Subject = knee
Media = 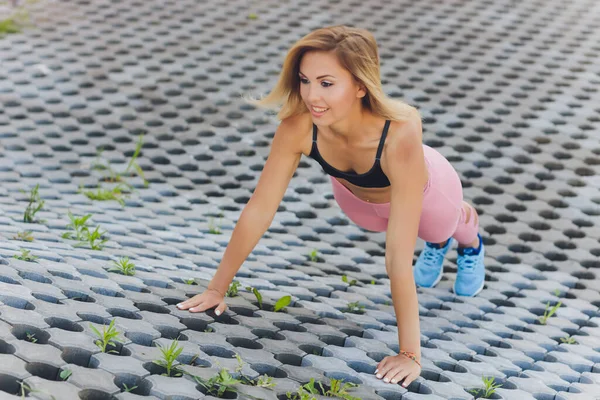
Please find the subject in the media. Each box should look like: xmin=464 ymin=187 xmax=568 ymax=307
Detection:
xmin=462 ymin=202 xmax=479 ymax=226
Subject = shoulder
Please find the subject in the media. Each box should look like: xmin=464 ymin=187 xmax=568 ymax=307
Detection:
xmin=384 ymin=112 xmax=423 ymax=159
xmin=279 ymin=111 xmax=313 ymax=132
xmin=380 ymin=112 xmax=427 ymax=186
xmin=276 ymin=112 xmax=314 ymax=156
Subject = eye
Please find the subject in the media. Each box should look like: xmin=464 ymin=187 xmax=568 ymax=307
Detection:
xmin=299 ymin=77 xmax=309 ymax=84
xmin=321 ymin=81 xmax=333 ymax=88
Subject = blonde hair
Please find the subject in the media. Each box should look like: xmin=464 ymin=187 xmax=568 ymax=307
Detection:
xmin=251 ymin=25 xmax=419 ymax=121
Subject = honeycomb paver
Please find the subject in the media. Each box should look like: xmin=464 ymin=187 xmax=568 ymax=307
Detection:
xmin=0 ymin=0 xmax=599 ymax=398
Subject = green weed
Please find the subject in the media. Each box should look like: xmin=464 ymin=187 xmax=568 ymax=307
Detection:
xmin=92 ymin=135 xmax=148 ymax=188
xmin=342 ymin=275 xmax=357 ymax=286
xmin=184 ymin=278 xmax=197 ymax=285
xmin=538 ymin=301 xmax=562 ymax=325
xmin=19 ymin=381 xmax=56 ymax=400
xmin=308 ymin=249 xmax=318 ymax=262
xmin=153 ymin=338 xmax=184 ymax=377
xmin=81 ymin=185 xmax=127 ymax=206
xmin=246 ymin=286 xmax=263 ymax=309
xmin=59 ymin=369 xmax=72 ymax=380
xmin=226 ymin=280 xmax=241 ymax=297
xmin=255 ymin=374 xmax=275 ymax=388
xmin=90 ymin=319 xmax=123 ymax=354
xmin=274 ymin=295 xmax=291 ymax=312
xmin=208 ymin=216 xmax=222 ymax=234
xmin=286 ymin=378 xmax=359 ymax=400
xmin=12 ymin=230 xmax=34 ymax=242
xmin=122 ymin=383 xmax=137 ymax=392
xmin=82 ymin=225 xmax=108 ymax=251
xmin=344 ymin=301 xmax=365 ymax=314
xmin=25 ymin=332 xmax=37 ymax=343
xmin=13 ymin=248 xmax=38 ymax=262
xmin=560 ymin=335 xmax=577 ymax=344
xmin=195 ymin=368 xmax=241 ymax=397
xmin=62 ymin=211 xmax=92 ymax=241
xmin=468 ymin=376 xmax=503 ymax=398
xmin=108 ymin=257 xmax=136 ymax=276
xmin=245 ymin=286 xmax=290 ymax=312
xmin=0 ymin=2 xmax=31 ymax=37
xmin=193 ymin=354 xmax=277 ymax=397
xmin=62 ymin=212 xmax=108 ymax=250
xmin=22 ymin=184 xmax=44 ymax=223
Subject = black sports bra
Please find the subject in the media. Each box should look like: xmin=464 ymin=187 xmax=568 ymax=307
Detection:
xmin=308 ymin=120 xmax=391 ymax=188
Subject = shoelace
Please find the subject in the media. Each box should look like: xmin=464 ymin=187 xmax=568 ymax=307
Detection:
xmin=423 ymin=245 xmax=445 ymax=266
xmin=458 ymin=254 xmax=476 ymax=271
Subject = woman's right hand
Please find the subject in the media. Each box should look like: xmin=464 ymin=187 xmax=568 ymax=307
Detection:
xmin=176 ymin=288 xmax=227 ymax=315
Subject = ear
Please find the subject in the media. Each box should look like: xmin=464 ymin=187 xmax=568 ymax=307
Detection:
xmin=356 ymin=82 xmax=367 ymax=99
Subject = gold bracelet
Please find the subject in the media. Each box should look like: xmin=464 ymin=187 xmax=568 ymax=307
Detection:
xmin=207 ymin=287 xmax=225 ymax=297
xmin=399 ymin=350 xmax=421 ymax=368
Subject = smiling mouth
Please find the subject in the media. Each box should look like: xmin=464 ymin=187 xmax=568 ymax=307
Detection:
xmin=311 ymin=106 xmax=328 ymax=113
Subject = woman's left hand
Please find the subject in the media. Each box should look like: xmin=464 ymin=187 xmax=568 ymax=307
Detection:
xmin=375 ymin=354 xmax=421 ymax=387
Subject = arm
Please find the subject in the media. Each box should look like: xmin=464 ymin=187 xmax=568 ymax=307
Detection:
xmin=208 ymin=115 xmax=307 ymax=295
xmin=377 ymin=117 xmax=427 ymax=385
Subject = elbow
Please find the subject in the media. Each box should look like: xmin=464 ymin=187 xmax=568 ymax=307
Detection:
xmin=385 ymin=255 xmax=414 ymax=280
xmin=243 ymin=202 xmax=276 ymax=229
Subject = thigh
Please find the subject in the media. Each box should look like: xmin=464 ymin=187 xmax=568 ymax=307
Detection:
xmin=418 ymin=146 xmax=464 ymax=242
xmin=330 ymin=177 xmax=389 ymax=232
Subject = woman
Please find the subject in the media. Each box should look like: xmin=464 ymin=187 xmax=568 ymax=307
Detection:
xmin=177 ymin=25 xmax=485 ymax=388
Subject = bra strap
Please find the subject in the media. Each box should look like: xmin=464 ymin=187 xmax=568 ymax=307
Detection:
xmin=312 ymin=124 xmax=318 ymax=143
xmin=375 ymin=120 xmax=391 ymax=161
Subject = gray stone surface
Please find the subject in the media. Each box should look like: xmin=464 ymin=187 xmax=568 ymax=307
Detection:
xmin=0 ymin=0 xmax=598 ymax=398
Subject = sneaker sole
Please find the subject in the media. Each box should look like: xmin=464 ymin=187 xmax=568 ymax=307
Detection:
xmin=453 ymin=279 xmax=485 ymax=297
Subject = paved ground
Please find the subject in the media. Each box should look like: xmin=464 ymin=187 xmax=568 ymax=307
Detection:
xmin=0 ymin=0 xmax=599 ymax=399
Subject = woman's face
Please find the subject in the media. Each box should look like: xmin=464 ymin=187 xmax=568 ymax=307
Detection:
xmin=298 ymin=51 xmax=365 ymax=125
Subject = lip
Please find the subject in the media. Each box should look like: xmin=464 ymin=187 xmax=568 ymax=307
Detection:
xmin=310 ymin=105 xmax=329 ymax=117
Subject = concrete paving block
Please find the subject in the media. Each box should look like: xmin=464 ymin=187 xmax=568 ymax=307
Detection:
xmin=23 ymin=376 xmax=81 ymax=400
xmin=0 ymin=305 xmax=49 ymax=329
xmin=60 ymin=363 xmax=120 ymax=394
xmin=143 ymin=374 xmax=204 ymax=399
xmin=507 ymin=376 xmax=558 ymax=400
xmin=522 ymin=369 xmax=572 ymax=392
xmin=89 ymin=352 xmax=150 ymax=379
xmin=11 ymin=339 xmax=65 ymax=374
xmin=302 ymin=354 xmax=363 ymax=384
xmin=322 ymin=345 xmax=377 ymax=373
xmin=546 ymin=350 xmax=596 ymax=373
xmin=0 ymin=353 xmax=31 ymax=380
xmin=568 ymin=382 xmax=600 ymax=396
xmin=560 ymin=343 xmax=600 ymax=363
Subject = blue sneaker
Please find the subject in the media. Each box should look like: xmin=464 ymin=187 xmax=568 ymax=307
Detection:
xmin=414 ymin=238 xmax=454 ymax=288
xmin=454 ymin=233 xmax=485 ymax=297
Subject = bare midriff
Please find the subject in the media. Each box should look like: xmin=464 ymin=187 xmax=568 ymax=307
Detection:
xmin=335 ymin=177 xmax=392 ymax=204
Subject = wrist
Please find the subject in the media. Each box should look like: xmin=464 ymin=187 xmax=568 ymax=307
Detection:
xmin=207 ymin=284 xmax=226 ymax=297
xmin=399 ymin=350 xmax=421 ymax=367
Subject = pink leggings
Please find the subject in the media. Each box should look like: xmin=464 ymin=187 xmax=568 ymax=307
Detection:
xmin=330 ymin=145 xmax=479 ymax=245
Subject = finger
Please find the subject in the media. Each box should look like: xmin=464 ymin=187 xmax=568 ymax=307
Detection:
xmin=214 ymin=301 xmax=227 ymax=316
xmin=376 ymin=359 xmax=394 ymax=379
xmin=385 ymin=367 xmax=407 ymax=384
xmin=188 ymin=301 xmax=209 ymax=313
xmin=401 ymin=370 xmax=420 ymax=388
xmin=375 ymin=356 xmax=391 ymax=377
xmin=177 ymin=296 xmax=200 ymax=309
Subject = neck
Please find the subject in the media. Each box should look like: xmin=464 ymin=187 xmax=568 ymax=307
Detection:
xmin=323 ymin=104 xmax=375 ymax=144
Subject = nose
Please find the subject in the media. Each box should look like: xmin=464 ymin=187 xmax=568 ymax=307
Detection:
xmin=307 ymin=85 xmax=321 ymax=104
